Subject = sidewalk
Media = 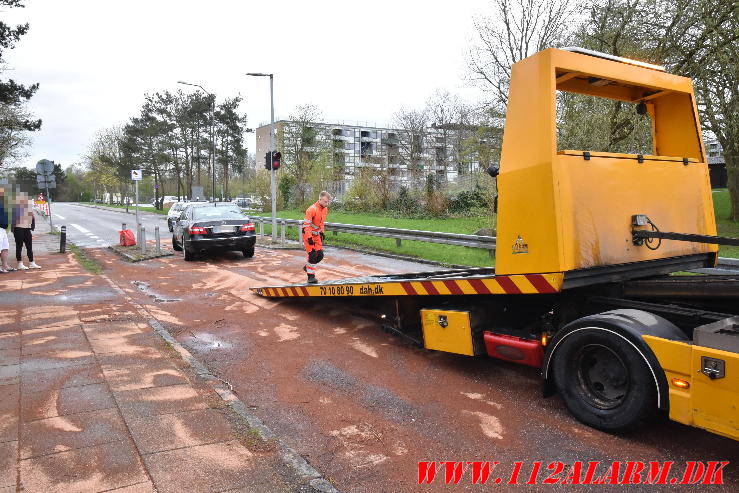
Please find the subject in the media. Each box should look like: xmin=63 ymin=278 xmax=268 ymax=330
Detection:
xmin=0 ymin=217 xmax=309 ymax=492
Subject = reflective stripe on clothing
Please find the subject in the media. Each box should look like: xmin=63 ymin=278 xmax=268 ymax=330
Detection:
xmin=302 ymin=201 xmax=328 ymax=242
xmin=305 ymin=264 xmax=316 ymax=274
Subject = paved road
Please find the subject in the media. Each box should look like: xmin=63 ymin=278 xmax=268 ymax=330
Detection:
xmin=90 ymin=244 xmax=739 ymax=493
xmin=50 ymin=203 xmax=169 ymax=248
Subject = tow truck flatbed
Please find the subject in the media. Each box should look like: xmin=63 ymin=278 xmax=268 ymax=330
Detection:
xmin=251 ymin=268 xmax=564 ymax=298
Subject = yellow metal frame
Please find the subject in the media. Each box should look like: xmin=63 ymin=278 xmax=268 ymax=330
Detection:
xmin=496 ymin=48 xmax=717 ymax=277
xmin=643 ymin=335 xmax=739 ymax=440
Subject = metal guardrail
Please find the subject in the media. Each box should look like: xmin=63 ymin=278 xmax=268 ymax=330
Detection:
xmin=250 ymin=216 xmax=497 ymax=251
xmin=249 ymin=216 xmax=739 ymax=272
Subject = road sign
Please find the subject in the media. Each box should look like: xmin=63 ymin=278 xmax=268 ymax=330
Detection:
xmin=37 ymin=181 xmax=56 ymax=189
xmin=37 ymin=176 xmax=56 ymax=186
xmin=131 ymin=169 xmax=143 ymax=181
xmin=36 ymin=159 xmax=54 ymax=175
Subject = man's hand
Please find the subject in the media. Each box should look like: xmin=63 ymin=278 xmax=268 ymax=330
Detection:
xmin=307 ymin=237 xmax=314 ymax=246
xmin=320 ymin=232 xmax=325 ymax=241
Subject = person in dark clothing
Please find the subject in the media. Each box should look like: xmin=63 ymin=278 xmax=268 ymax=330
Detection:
xmin=11 ymin=192 xmax=40 ymax=270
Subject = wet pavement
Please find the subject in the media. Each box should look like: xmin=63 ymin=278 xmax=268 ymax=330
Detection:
xmin=81 ymin=239 xmax=739 ymax=492
xmin=1 ymin=218 xmax=322 ymax=492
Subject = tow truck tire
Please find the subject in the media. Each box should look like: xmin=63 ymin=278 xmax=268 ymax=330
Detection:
xmin=551 ymin=327 xmax=657 ymax=433
xmin=172 ymin=234 xmax=182 ymax=251
xmin=242 ymin=246 xmax=255 ymax=258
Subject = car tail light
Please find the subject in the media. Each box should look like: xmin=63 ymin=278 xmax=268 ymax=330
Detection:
xmin=189 ymin=225 xmax=207 ymax=235
xmin=241 ymin=223 xmax=255 ymax=232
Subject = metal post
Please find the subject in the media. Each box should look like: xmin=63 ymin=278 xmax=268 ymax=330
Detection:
xmin=59 ymin=225 xmax=66 ymax=253
xmin=259 ymin=218 xmax=264 ymax=238
xmin=211 ymin=96 xmax=216 ymax=205
xmin=269 ymin=74 xmax=277 ymax=242
xmin=280 ymin=220 xmax=286 ymax=245
xmin=45 ymin=184 xmax=53 ymax=231
xmin=122 ymin=223 xmax=126 ymax=231
xmin=396 ymin=238 xmax=401 ymax=247
xmin=140 ymin=226 xmax=146 ymax=254
xmin=155 ymin=226 xmax=161 ymax=254
xmin=135 ymin=180 xmax=140 ymax=231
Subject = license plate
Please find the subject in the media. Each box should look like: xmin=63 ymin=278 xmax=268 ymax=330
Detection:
xmin=214 ymin=225 xmax=234 ymax=233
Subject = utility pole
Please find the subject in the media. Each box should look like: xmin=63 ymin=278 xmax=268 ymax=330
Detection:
xmin=246 ymin=72 xmax=277 ymax=241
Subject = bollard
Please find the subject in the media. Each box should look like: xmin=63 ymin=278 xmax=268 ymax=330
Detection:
xmin=280 ymin=220 xmax=286 ymax=245
xmin=122 ymin=223 xmax=126 ymax=231
xmin=140 ymin=226 xmax=146 ymax=254
xmin=396 ymin=238 xmax=402 ymax=247
xmin=60 ymin=225 xmax=67 ymax=253
xmin=155 ymin=226 xmax=161 ymax=254
xmin=259 ymin=219 xmax=264 ymax=238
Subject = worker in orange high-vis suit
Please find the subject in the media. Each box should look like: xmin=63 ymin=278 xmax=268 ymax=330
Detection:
xmin=302 ymin=191 xmax=331 ymax=284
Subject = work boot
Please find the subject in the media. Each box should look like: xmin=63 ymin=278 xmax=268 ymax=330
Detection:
xmin=307 ymin=274 xmax=317 ymax=284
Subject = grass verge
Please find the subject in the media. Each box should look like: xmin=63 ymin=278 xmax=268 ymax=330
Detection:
xmin=84 ymin=203 xmax=168 ymax=215
xmin=714 ymin=190 xmax=739 ymax=258
xmin=69 ymin=243 xmax=103 ymax=274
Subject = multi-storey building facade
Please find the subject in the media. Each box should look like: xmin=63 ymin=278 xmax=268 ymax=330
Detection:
xmin=256 ymin=121 xmax=479 ymax=192
xmin=706 ymin=139 xmax=727 ymax=189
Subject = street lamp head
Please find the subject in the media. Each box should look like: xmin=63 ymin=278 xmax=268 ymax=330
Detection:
xmin=246 ymin=72 xmax=270 ymax=77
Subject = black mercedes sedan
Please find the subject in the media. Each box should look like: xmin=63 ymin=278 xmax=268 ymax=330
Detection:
xmin=172 ymin=203 xmax=256 ymax=261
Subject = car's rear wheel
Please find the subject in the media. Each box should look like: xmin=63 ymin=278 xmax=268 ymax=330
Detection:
xmin=168 ymin=219 xmax=173 ymax=232
xmin=243 ymin=246 xmax=255 ymax=258
xmin=172 ymin=234 xmax=182 ymax=251
xmin=183 ymin=237 xmax=194 ymax=261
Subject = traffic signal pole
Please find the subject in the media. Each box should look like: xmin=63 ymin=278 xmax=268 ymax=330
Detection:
xmin=269 ymin=74 xmax=277 ymax=242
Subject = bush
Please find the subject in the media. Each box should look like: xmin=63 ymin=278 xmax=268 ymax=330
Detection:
xmin=388 ymin=186 xmax=421 ymax=214
xmin=448 ymin=187 xmax=490 ymax=214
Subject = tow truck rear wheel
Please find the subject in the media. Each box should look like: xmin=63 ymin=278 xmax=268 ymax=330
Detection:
xmin=551 ymin=327 xmax=657 ymax=433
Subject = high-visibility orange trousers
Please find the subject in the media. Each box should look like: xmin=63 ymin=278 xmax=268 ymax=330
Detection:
xmin=304 ymin=236 xmax=324 ymax=276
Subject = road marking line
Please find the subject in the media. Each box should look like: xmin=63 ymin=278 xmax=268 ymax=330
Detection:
xmin=71 ymin=223 xmax=90 ymax=233
xmin=55 ymin=214 xmax=65 ymax=219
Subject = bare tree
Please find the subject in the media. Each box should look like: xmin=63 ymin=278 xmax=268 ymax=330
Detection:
xmin=279 ymin=104 xmax=325 ymax=206
xmin=394 ymin=107 xmax=429 ymax=184
xmin=469 ymin=0 xmax=575 ymax=109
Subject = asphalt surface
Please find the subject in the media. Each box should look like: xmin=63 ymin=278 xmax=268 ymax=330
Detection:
xmin=83 ymin=241 xmax=738 ymax=493
xmin=50 ymin=203 xmax=170 ymax=248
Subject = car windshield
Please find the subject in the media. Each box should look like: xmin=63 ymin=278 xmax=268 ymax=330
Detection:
xmin=193 ymin=207 xmax=244 ymax=220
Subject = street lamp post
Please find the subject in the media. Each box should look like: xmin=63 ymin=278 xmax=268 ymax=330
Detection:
xmin=246 ymin=72 xmax=277 ymax=241
xmin=177 ymin=81 xmax=217 ymax=205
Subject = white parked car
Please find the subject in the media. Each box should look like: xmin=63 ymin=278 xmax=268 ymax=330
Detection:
xmin=167 ymin=202 xmax=188 ymax=231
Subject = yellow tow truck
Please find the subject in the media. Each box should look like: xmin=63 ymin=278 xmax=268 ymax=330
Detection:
xmin=253 ymin=48 xmax=739 ymax=441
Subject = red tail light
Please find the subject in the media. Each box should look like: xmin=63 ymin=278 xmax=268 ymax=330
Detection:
xmin=189 ymin=226 xmax=207 ymax=235
xmin=241 ymin=223 xmax=255 ymax=232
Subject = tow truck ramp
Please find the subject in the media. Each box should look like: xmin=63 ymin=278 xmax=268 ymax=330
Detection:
xmin=251 ymin=267 xmax=564 ymax=298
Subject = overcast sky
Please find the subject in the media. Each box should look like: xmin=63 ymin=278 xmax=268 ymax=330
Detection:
xmin=4 ymin=0 xmax=492 ymax=170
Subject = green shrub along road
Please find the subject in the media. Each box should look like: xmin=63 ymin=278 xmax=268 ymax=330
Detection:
xmin=251 ymin=190 xmax=739 ymax=266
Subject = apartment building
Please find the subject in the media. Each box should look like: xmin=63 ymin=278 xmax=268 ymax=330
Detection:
xmin=706 ymin=139 xmax=727 ymax=189
xmin=255 ymin=121 xmax=479 ymax=191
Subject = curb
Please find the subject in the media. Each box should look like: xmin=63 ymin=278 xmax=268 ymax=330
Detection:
xmin=108 ymin=245 xmax=174 ymax=262
xmin=97 ymin=271 xmax=340 ymax=493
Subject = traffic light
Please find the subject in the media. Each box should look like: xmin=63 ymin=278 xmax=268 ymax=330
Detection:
xmin=272 ymin=152 xmax=281 ymax=171
xmin=264 ymin=152 xmax=272 ymax=170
